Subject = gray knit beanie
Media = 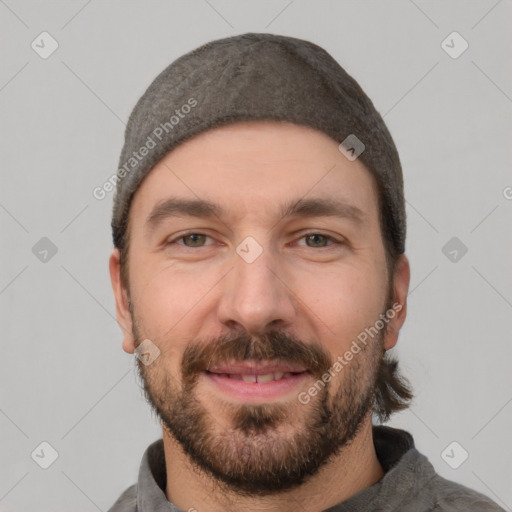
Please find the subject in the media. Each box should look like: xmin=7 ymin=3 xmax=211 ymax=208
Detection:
xmin=111 ymin=32 xmax=406 ymax=258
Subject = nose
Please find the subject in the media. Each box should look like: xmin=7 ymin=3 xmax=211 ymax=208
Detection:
xmin=216 ymin=241 xmax=297 ymax=335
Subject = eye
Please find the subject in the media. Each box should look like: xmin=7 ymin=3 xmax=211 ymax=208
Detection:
xmin=296 ymin=233 xmax=340 ymax=248
xmin=165 ymin=232 xmax=342 ymax=250
xmin=166 ymin=233 xmax=214 ymax=248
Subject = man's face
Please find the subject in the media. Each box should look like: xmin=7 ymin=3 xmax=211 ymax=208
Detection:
xmin=110 ymin=120 xmax=408 ymax=495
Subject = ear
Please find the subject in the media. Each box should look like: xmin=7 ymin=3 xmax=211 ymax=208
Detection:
xmin=109 ymin=248 xmax=135 ymax=354
xmin=383 ymin=253 xmax=410 ymax=350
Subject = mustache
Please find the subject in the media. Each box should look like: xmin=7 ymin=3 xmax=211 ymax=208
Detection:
xmin=181 ymin=329 xmax=333 ymax=384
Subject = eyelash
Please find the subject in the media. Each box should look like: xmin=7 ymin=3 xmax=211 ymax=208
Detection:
xmin=165 ymin=232 xmax=343 ymax=249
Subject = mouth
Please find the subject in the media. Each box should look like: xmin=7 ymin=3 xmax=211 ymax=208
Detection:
xmin=209 ymin=371 xmax=301 ymax=383
xmin=202 ymin=361 xmax=310 ymax=403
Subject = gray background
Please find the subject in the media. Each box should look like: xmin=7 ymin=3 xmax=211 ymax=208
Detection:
xmin=1 ymin=1 xmax=511 ymax=511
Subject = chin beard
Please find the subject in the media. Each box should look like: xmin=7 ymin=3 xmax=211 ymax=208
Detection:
xmin=136 ymin=329 xmax=382 ymax=496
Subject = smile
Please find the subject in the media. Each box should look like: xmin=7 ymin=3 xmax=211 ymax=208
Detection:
xmin=202 ymin=361 xmax=310 ymax=402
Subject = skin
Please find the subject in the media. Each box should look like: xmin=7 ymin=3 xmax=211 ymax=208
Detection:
xmin=110 ymin=120 xmax=410 ymax=512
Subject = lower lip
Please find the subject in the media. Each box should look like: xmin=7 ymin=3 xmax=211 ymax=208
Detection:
xmin=202 ymin=371 xmax=310 ymax=403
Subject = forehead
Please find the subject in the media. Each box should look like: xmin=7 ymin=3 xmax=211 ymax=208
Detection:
xmin=129 ymin=120 xmax=380 ymax=228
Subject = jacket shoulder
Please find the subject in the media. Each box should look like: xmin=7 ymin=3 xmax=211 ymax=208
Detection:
xmin=107 ymin=484 xmax=137 ymax=512
xmin=423 ymin=474 xmax=505 ymax=511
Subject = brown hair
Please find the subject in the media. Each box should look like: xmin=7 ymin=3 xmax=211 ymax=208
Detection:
xmin=374 ymin=355 xmax=413 ymax=422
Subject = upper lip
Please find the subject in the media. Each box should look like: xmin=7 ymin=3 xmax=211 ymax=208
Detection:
xmin=206 ymin=361 xmax=307 ymax=375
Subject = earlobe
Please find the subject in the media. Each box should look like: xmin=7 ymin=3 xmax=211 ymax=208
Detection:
xmin=109 ymin=249 xmax=135 ymax=354
xmin=383 ymin=254 xmax=410 ymax=350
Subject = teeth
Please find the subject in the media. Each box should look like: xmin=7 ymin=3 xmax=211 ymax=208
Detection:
xmin=217 ymin=371 xmax=300 ymax=382
xmin=235 ymin=372 xmax=290 ymax=383
xmin=256 ymin=373 xmax=274 ymax=383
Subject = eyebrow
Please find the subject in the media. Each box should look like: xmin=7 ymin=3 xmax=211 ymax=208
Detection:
xmin=145 ymin=196 xmax=366 ymax=234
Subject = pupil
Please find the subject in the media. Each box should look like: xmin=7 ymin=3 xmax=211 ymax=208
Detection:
xmin=308 ymin=234 xmax=325 ymax=247
xmin=186 ymin=234 xmax=204 ymax=246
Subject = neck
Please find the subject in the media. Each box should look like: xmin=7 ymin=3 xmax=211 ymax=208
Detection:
xmin=162 ymin=418 xmax=384 ymax=512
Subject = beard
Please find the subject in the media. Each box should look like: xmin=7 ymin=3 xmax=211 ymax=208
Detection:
xmin=133 ymin=313 xmax=386 ymax=497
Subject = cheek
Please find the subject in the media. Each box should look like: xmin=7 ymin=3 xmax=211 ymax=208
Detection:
xmin=301 ymin=264 xmax=387 ymax=350
xmin=129 ymin=261 xmax=219 ymax=356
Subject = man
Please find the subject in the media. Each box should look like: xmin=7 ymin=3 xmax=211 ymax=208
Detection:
xmin=108 ymin=33 xmax=504 ymax=511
